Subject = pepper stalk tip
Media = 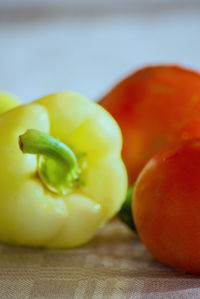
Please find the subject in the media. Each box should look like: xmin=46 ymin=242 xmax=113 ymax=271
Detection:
xmin=18 ymin=129 xmax=82 ymax=195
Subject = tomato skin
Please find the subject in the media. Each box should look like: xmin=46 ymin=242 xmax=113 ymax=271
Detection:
xmin=133 ymin=139 xmax=200 ymax=274
xmin=100 ymin=65 xmax=200 ymax=184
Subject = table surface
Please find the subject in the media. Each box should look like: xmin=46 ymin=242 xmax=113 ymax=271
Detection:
xmin=0 ymin=219 xmax=199 ymax=299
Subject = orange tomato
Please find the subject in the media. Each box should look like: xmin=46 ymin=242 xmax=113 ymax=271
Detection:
xmin=100 ymin=65 xmax=200 ymax=184
xmin=133 ymin=139 xmax=200 ymax=274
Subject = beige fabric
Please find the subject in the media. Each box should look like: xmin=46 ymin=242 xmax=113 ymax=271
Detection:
xmin=0 ymin=219 xmax=199 ymax=299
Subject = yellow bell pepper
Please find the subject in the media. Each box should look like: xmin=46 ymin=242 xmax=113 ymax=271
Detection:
xmin=0 ymin=90 xmax=20 ymax=114
xmin=0 ymin=91 xmax=127 ymax=248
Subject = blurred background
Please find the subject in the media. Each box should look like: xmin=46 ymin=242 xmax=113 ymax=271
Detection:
xmin=1 ymin=0 xmax=200 ymax=102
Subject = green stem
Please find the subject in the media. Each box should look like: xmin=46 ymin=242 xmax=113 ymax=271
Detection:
xmin=19 ymin=129 xmax=80 ymax=195
xmin=19 ymin=129 xmax=77 ymax=167
xmin=118 ymin=186 xmax=137 ymax=231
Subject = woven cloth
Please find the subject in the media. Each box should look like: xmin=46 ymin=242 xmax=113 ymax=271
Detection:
xmin=0 ymin=219 xmax=199 ymax=299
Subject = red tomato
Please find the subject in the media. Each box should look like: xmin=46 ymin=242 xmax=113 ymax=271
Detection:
xmin=133 ymin=138 xmax=200 ymax=274
xmin=100 ymin=65 xmax=200 ymax=184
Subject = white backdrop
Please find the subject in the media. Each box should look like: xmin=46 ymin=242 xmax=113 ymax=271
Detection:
xmin=0 ymin=1 xmax=200 ymax=102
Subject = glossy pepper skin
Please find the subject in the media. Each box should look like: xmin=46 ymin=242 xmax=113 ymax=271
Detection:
xmin=0 ymin=91 xmax=127 ymax=248
xmin=133 ymin=139 xmax=200 ymax=274
xmin=0 ymin=90 xmax=20 ymax=114
xmin=100 ymin=65 xmax=200 ymax=184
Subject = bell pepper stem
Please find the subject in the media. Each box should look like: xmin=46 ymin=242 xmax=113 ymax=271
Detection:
xmin=118 ymin=186 xmax=137 ymax=231
xmin=19 ymin=129 xmax=80 ymax=195
xmin=19 ymin=129 xmax=77 ymax=168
